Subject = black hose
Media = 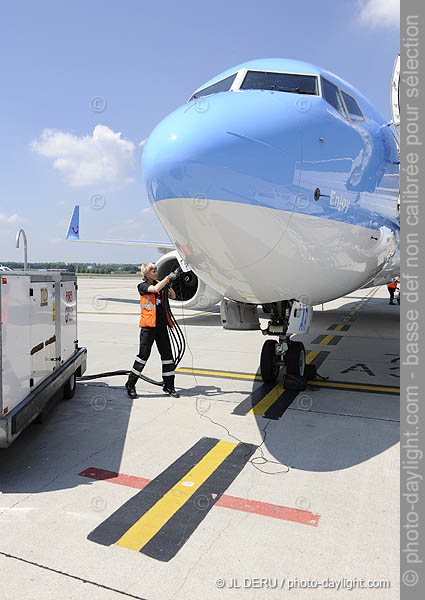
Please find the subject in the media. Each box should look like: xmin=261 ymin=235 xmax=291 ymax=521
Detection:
xmin=78 ymin=370 xmax=164 ymax=386
xmin=78 ymin=277 xmax=186 ymax=387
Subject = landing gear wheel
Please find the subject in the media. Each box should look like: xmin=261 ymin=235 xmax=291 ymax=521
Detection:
xmin=63 ymin=372 xmax=76 ymax=400
xmin=286 ymin=341 xmax=306 ymax=377
xmin=260 ymin=339 xmax=280 ymax=383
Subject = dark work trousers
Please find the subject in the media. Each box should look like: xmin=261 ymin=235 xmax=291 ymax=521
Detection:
xmin=127 ymin=324 xmax=175 ymax=389
xmin=388 ymin=286 xmax=395 ymax=300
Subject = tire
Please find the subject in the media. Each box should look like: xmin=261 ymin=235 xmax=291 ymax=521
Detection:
xmin=286 ymin=341 xmax=306 ymax=377
xmin=63 ymin=372 xmax=76 ymax=400
xmin=260 ymin=339 xmax=279 ymax=383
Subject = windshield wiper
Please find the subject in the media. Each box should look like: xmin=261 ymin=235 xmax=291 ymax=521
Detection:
xmin=269 ymin=85 xmax=313 ymax=94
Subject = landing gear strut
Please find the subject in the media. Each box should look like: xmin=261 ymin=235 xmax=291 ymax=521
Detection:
xmin=260 ymin=300 xmax=307 ymax=384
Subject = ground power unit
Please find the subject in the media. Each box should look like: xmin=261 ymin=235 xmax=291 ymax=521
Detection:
xmin=0 ymin=271 xmax=87 ymax=447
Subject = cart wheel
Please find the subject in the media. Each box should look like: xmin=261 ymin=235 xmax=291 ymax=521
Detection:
xmin=63 ymin=373 xmax=76 ymax=400
xmin=260 ymin=339 xmax=280 ymax=383
xmin=286 ymin=341 xmax=306 ymax=377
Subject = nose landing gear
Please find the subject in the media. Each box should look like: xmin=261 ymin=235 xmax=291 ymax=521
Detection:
xmin=260 ymin=301 xmax=308 ymax=384
xmin=260 ymin=338 xmax=306 ymax=383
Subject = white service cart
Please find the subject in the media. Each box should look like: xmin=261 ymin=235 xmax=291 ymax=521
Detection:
xmin=0 ymin=271 xmax=87 ymax=447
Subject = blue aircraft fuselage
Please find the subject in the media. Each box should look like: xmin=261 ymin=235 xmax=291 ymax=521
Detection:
xmin=143 ymin=59 xmax=399 ymax=305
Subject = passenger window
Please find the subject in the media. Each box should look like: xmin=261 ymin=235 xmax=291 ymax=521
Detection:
xmin=341 ymin=90 xmax=365 ymax=122
xmin=321 ymin=77 xmax=347 ymax=118
xmin=190 ymin=73 xmax=237 ymax=101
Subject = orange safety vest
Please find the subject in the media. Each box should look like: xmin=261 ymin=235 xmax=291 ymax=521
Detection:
xmin=387 ymin=281 xmax=397 ymax=289
xmin=139 ymin=289 xmax=173 ymax=328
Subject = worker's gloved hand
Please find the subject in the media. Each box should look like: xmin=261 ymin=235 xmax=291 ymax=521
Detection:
xmin=167 ymin=271 xmax=179 ymax=281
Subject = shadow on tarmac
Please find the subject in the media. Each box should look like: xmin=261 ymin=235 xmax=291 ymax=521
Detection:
xmin=251 ymin=297 xmax=400 ymax=472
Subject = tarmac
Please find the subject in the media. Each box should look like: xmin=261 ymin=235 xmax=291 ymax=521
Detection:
xmin=0 ymin=277 xmax=400 ymax=599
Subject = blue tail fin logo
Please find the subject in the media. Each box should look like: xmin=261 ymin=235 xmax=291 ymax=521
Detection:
xmin=66 ymin=206 xmax=80 ymax=239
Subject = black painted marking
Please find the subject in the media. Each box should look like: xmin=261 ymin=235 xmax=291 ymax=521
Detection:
xmin=87 ymin=438 xmax=256 ymax=562
xmin=88 ymin=437 xmax=218 ymax=547
xmin=340 ymin=363 xmax=375 ymax=376
xmin=308 ymin=350 xmax=331 ymax=369
xmin=141 ymin=441 xmax=256 ymax=561
xmin=232 ymin=382 xmax=275 ymax=416
xmin=233 ymin=351 xmax=331 ymax=418
xmin=311 ymin=334 xmax=342 ymax=345
xmin=327 ymin=324 xmax=350 ymax=332
xmin=263 ymin=389 xmax=299 ymax=420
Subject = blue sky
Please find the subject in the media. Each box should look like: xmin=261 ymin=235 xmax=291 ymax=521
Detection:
xmin=0 ymin=0 xmax=399 ymax=264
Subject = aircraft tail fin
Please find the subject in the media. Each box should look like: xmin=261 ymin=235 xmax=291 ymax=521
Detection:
xmin=66 ymin=205 xmax=80 ymax=239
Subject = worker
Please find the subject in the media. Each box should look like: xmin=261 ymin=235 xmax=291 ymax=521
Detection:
xmin=125 ymin=263 xmax=180 ymax=398
xmin=387 ymin=279 xmax=398 ymax=305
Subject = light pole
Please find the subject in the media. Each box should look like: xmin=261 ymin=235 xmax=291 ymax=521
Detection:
xmin=16 ymin=229 xmax=28 ymax=271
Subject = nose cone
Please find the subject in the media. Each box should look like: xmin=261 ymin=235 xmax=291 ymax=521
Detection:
xmin=143 ymin=91 xmax=303 ymax=301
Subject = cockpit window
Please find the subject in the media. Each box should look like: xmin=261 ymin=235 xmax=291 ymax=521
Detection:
xmin=240 ymin=71 xmax=319 ymax=95
xmin=321 ymin=77 xmax=347 ymax=118
xmin=190 ymin=73 xmax=237 ymax=101
xmin=340 ymin=90 xmax=365 ymax=122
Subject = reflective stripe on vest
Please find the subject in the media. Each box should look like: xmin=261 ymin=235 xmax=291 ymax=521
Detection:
xmin=139 ymin=290 xmax=174 ymax=328
xmin=139 ymin=292 xmax=157 ymax=327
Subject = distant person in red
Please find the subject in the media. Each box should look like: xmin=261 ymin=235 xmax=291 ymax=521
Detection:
xmin=387 ymin=279 xmax=398 ymax=305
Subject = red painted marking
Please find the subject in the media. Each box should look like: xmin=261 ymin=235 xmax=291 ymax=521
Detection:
xmin=215 ymin=495 xmax=319 ymax=526
xmin=79 ymin=467 xmax=320 ymax=527
xmin=79 ymin=467 xmax=150 ymax=490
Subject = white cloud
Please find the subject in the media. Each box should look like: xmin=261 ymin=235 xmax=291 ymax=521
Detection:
xmin=31 ymin=125 xmax=136 ymax=187
xmin=139 ymin=207 xmax=153 ymax=217
xmin=0 ymin=212 xmax=25 ymax=225
xmin=358 ymin=0 xmax=399 ymax=28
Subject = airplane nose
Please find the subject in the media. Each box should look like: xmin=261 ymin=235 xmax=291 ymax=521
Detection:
xmin=143 ymin=91 xmax=303 ymax=298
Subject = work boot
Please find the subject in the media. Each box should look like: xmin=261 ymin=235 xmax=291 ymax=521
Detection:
xmin=163 ymin=385 xmax=180 ymax=398
xmin=125 ymin=382 xmax=137 ymax=398
xmin=389 ymin=300 xmax=395 ymax=305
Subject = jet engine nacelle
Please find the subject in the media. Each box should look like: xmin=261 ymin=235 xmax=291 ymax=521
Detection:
xmin=156 ymin=251 xmax=223 ymax=309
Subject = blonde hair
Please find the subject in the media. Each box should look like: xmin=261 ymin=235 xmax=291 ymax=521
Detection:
xmin=140 ymin=263 xmax=155 ymax=277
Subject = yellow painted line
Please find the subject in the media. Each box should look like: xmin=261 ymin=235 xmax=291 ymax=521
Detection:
xmin=319 ymin=334 xmax=335 ymax=346
xmin=248 ymin=381 xmax=285 ymax=415
xmin=306 ymin=350 xmax=320 ymax=364
xmin=115 ymin=441 xmax=236 ymax=551
xmin=345 ymin=287 xmax=379 ymax=321
xmin=334 ymin=324 xmax=344 ymax=331
xmin=309 ymin=380 xmax=399 ymax=394
xmin=176 ymin=367 xmax=262 ymax=381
